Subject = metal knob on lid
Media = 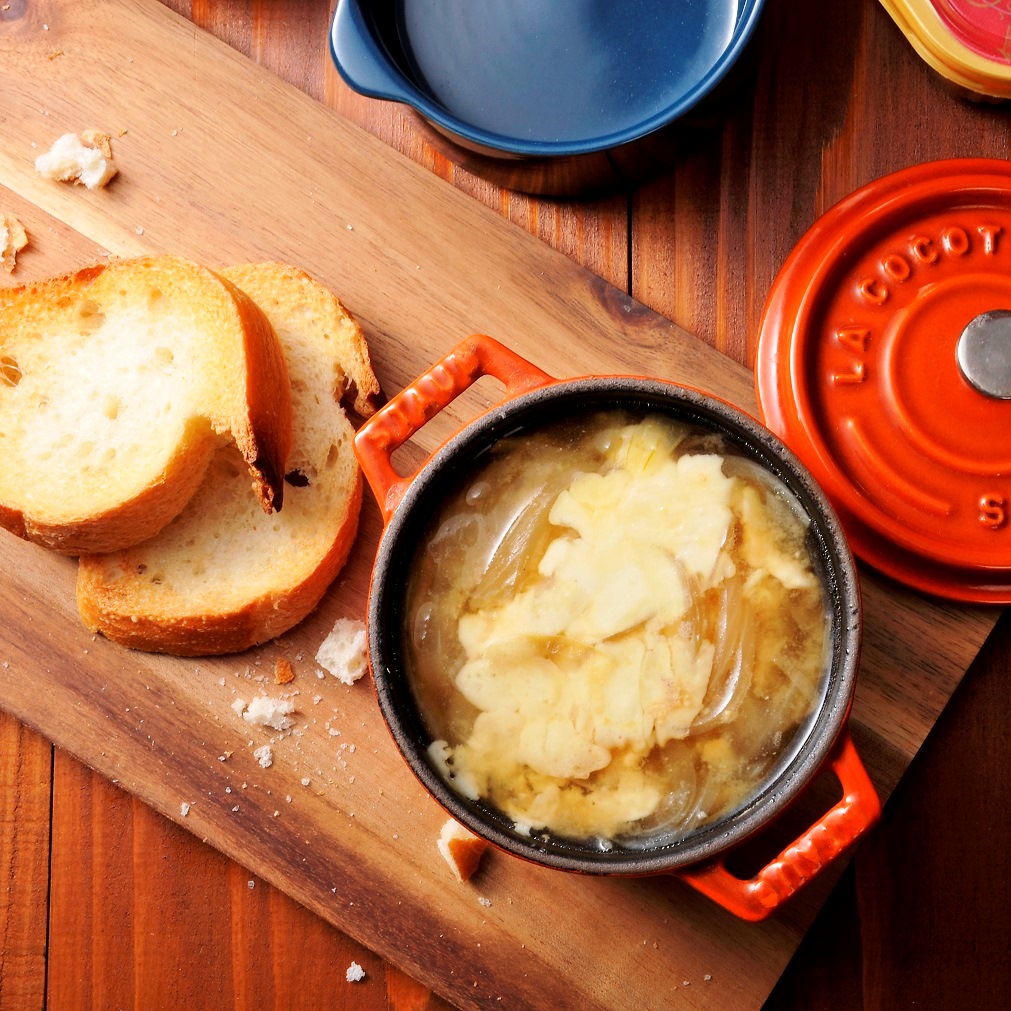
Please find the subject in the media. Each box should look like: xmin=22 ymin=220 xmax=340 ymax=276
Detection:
xmin=756 ymin=159 xmax=1011 ymax=603
xmin=957 ymin=311 xmax=1011 ymax=400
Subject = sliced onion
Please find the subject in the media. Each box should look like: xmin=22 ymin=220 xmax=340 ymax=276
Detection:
xmin=690 ymin=582 xmax=755 ymax=734
xmin=677 ymin=564 xmax=704 ymax=644
xmin=468 ymin=483 xmax=559 ymax=609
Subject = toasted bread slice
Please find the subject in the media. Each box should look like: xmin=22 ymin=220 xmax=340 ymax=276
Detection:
xmin=0 ymin=255 xmax=291 ymax=554
xmin=76 ymin=262 xmax=379 ymax=655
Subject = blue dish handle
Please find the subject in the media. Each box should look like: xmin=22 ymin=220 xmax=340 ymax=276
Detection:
xmin=330 ymin=0 xmax=414 ymax=103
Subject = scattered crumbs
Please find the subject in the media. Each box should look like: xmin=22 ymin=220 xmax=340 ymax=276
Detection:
xmin=242 ymin=695 xmax=295 ymax=731
xmin=43 ymin=23 xmax=49 ymax=30
xmin=231 ymin=805 xmax=239 ymax=813
xmin=346 ymin=224 xmax=353 ymax=231
xmin=274 ymin=657 xmax=295 ymax=684
xmin=180 ymin=802 xmax=191 ymax=817
xmin=247 ymin=880 xmax=255 ymax=890
xmin=315 ymin=617 xmax=368 ymax=685
xmin=316 ymin=670 xmax=325 ymax=680
xmin=478 ymin=897 xmax=492 ymax=907
xmin=218 ymin=677 xmax=226 ymax=687
xmin=285 ymin=795 xmax=292 ymax=803
xmin=273 ymin=810 xmax=280 ymax=817
xmin=135 ymin=226 xmax=144 ymax=236
xmin=300 ymin=777 xmax=311 ymax=787
xmin=704 ymin=974 xmax=713 ymax=982
xmin=225 ymin=787 xmax=232 ymax=794
xmin=346 ymin=962 xmax=366 ymax=983
xmin=47 ymin=50 xmax=63 ymax=61
xmin=254 ymin=744 xmax=273 ymax=769
xmin=218 ymin=752 xmax=232 ymax=762
xmin=312 ymin=694 xmax=323 ymax=705
xmin=231 ymin=698 xmax=246 ymax=716
xmin=34 ymin=130 xmax=117 ymax=189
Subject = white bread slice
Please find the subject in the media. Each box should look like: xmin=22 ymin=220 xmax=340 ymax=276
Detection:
xmin=0 ymin=255 xmax=291 ymax=554
xmin=76 ymin=262 xmax=379 ymax=655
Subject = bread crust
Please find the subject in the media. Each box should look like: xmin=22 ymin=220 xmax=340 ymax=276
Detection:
xmin=76 ymin=475 xmax=362 ymax=655
xmin=0 ymin=256 xmax=292 ymax=554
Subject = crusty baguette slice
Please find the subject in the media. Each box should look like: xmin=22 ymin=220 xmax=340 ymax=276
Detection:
xmin=0 ymin=255 xmax=291 ymax=554
xmin=76 ymin=262 xmax=379 ymax=655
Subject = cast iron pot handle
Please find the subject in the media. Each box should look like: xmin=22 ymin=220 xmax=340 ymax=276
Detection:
xmin=354 ymin=334 xmax=555 ymax=523
xmin=678 ymin=729 xmax=881 ymax=921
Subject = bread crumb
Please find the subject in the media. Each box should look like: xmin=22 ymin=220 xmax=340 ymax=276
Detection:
xmin=274 ymin=657 xmax=295 ymax=684
xmin=253 ymin=744 xmax=273 ymax=769
xmin=345 ymin=962 xmax=365 ymax=983
xmin=437 ymin=818 xmax=489 ymax=883
xmin=238 ymin=695 xmax=295 ymax=731
xmin=315 ymin=617 xmax=368 ymax=685
xmin=0 ymin=213 xmax=28 ymax=273
xmin=34 ymin=130 xmax=118 ymax=189
xmin=180 ymin=802 xmax=191 ymax=817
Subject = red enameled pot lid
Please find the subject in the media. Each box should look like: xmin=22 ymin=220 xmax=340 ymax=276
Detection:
xmin=756 ymin=158 xmax=1011 ymax=603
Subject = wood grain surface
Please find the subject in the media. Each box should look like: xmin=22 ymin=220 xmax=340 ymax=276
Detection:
xmin=1 ymin=0 xmax=1009 ymax=1008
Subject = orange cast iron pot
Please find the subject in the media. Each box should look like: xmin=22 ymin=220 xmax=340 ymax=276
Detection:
xmin=354 ymin=333 xmax=880 ymax=922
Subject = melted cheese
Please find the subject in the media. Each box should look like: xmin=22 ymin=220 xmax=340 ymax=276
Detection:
xmin=412 ymin=415 xmax=825 ymax=842
xmin=448 ymin=421 xmax=737 ymax=835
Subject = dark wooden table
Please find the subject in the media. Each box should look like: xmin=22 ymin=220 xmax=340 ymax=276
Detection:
xmin=2 ymin=1 xmax=1010 ymax=1007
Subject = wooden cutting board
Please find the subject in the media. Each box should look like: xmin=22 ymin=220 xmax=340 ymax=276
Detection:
xmin=0 ymin=1 xmax=1000 ymax=1007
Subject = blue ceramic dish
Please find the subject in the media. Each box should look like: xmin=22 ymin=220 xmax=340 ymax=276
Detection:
xmin=330 ymin=0 xmax=767 ymax=195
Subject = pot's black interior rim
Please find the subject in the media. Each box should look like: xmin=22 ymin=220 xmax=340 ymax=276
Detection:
xmin=367 ymin=377 xmax=862 ymax=875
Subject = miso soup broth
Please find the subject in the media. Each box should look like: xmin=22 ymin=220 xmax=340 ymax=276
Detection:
xmin=403 ymin=410 xmax=829 ymax=845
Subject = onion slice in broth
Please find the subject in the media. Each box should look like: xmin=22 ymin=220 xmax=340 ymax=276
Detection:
xmin=690 ymin=574 xmax=755 ymax=734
